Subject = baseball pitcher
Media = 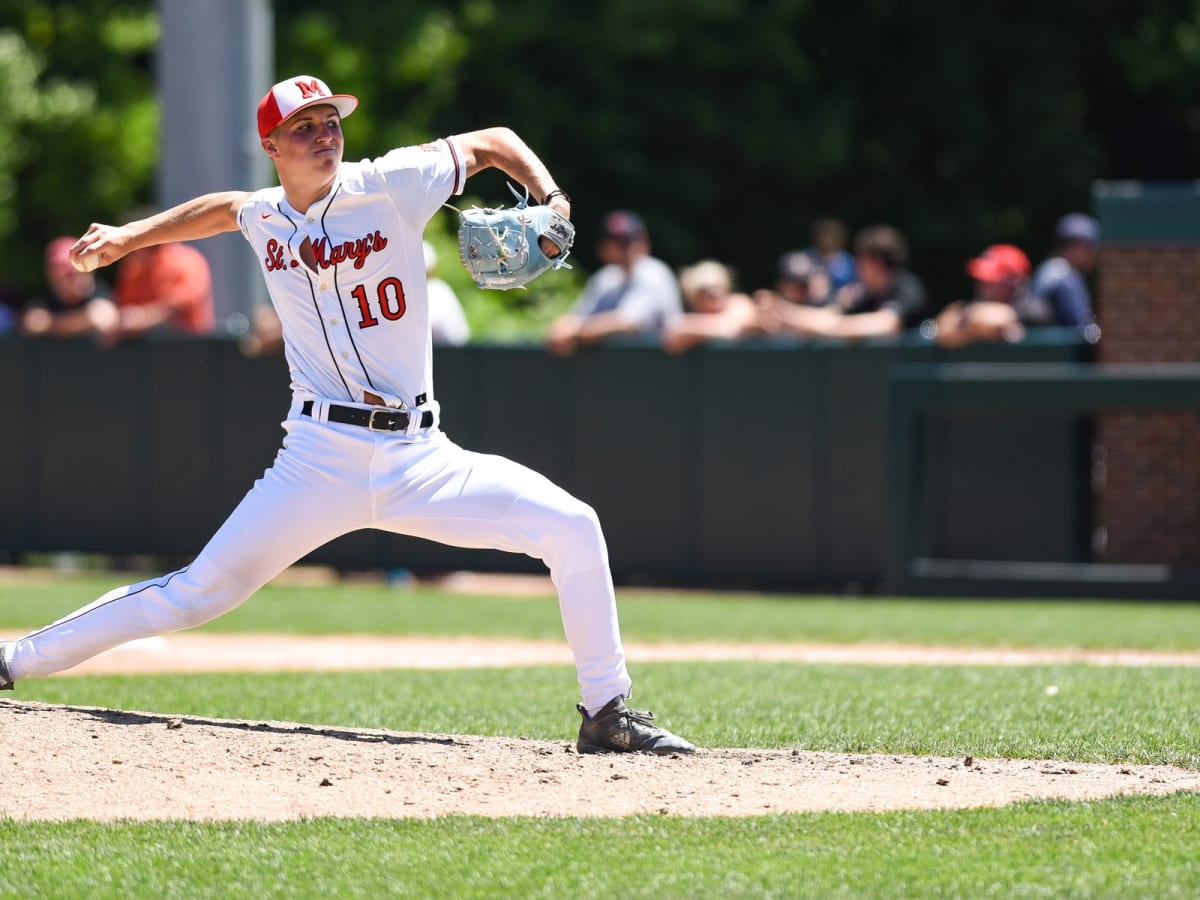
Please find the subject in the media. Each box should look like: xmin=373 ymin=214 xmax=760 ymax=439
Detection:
xmin=0 ymin=75 xmax=694 ymax=756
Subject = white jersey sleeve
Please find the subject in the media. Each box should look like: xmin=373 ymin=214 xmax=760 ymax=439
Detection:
xmin=366 ymin=137 xmax=467 ymax=231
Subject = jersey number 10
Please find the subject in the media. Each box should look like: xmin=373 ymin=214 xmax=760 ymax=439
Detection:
xmin=351 ymin=277 xmax=407 ymax=328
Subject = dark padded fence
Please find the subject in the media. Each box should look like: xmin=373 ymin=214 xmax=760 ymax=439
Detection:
xmin=890 ymin=361 xmax=1200 ymax=599
xmin=0 ymin=333 xmax=1092 ymax=591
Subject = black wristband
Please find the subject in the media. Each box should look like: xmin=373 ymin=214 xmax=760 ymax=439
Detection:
xmin=542 ymin=189 xmax=570 ymax=206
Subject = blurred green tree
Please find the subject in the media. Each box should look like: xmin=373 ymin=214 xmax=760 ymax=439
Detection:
xmin=4 ymin=0 xmax=1200 ymax=327
xmin=0 ymin=1 xmax=156 ymax=297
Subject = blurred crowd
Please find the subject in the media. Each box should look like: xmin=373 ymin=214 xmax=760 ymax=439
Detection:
xmin=6 ymin=230 xmax=215 ymax=348
xmin=2 ymin=208 xmax=1101 ymax=354
xmin=547 ymin=208 xmax=1102 ymax=354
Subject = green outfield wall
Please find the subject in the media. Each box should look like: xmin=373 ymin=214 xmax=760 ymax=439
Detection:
xmin=0 ymin=333 xmax=1104 ymax=593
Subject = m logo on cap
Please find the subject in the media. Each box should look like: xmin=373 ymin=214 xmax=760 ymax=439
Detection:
xmin=295 ymin=79 xmax=325 ymax=100
xmin=256 ymin=74 xmax=359 ymax=139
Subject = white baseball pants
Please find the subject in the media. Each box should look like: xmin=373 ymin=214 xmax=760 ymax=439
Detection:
xmin=7 ymin=403 xmax=633 ymax=712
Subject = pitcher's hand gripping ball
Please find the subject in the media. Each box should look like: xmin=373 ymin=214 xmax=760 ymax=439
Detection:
xmin=456 ymin=184 xmax=575 ymax=290
xmin=71 ymin=249 xmax=100 ymax=273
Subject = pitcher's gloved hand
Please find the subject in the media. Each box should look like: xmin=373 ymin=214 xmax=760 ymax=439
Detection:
xmin=456 ymin=184 xmax=575 ymax=290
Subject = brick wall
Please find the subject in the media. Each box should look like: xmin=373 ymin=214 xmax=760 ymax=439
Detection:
xmin=1094 ymin=243 xmax=1200 ymax=566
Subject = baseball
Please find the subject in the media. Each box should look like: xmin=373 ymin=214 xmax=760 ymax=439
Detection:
xmin=71 ymin=251 xmax=99 ymax=273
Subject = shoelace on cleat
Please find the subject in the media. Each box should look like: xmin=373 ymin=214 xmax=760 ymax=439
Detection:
xmin=616 ymin=706 xmax=657 ymax=727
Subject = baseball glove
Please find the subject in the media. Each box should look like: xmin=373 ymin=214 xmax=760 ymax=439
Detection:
xmin=455 ymin=184 xmax=575 ymax=290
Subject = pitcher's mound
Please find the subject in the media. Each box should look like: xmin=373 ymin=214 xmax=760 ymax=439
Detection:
xmin=2 ymin=700 xmax=1197 ymax=821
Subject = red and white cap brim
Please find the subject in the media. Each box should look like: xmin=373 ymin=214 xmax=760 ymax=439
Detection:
xmin=257 ymin=75 xmax=358 ymax=139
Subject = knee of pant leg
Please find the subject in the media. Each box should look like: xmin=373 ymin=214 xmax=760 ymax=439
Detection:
xmin=544 ymin=498 xmax=609 ymax=577
xmin=160 ymin=554 xmax=253 ymax=630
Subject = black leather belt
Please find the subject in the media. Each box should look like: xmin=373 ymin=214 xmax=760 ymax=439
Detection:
xmin=302 ymin=401 xmax=433 ymax=432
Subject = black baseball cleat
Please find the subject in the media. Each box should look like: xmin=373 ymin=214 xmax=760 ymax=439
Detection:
xmin=0 ymin=641 xmax=14 ymax=691
xmin=576 ymin=696 xmax=696 ymax=755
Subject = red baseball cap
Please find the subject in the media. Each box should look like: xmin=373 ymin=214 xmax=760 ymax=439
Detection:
xmin=965 ymin=244 xmax=1031 ymax=284
xmin=257 ymin=75 xmax=358 ymax=139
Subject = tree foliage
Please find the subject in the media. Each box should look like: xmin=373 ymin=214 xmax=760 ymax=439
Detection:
xmin=0 ymin=1 xmax=156 ymax=297
xmin=4 ymin=1 xmax=1200 ymax=326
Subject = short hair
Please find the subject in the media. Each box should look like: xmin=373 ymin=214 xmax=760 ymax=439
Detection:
xmin=812 ymin=218 xmax=848 ymax=252
xmin=854 ymin=224 xmax=908 ymax=269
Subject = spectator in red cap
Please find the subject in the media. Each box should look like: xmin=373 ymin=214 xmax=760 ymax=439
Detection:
xmin=932 ymin=243 xmax=1049 ymax=348
xmin=546 ymin=209 xmax=681 ymax=355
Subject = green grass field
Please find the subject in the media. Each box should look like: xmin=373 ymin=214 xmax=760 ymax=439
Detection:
xmin=2 ymin=573 xmax=1198 ymax=898
xmin=5 ymin=571 xmax=1200 ymax=648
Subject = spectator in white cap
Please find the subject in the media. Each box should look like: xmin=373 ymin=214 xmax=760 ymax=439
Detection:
xmin=1030 ymin=212 xmax=1100 ymax=327
xmin=661 ymin=259 xmax=760 ymax=353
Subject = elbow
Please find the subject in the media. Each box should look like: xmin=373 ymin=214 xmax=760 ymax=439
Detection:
xmin=470 ymin=127 xmax=521 ymax=172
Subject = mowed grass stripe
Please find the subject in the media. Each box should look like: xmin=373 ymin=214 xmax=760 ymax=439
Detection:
xmin=2 ymin=795 xmax=1198 ymax=899
xmin=3 ymin=574 xmax=1200 ymax=649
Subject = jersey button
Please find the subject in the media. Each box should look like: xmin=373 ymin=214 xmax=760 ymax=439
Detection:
xmin=330 ymin=318 xmax=338 ymax=326
xmin=306 ymin=217 xmax=315 ymax=223
xmin=341 ymin=351 xmax=350 ymax=359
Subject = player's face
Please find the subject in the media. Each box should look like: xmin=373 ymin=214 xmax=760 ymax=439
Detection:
xmin=268 ymin=105 xmax=344 ymax=176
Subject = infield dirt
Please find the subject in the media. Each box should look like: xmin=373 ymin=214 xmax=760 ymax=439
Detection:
xmin=2 ymin=633 xmax=1198 ymax=821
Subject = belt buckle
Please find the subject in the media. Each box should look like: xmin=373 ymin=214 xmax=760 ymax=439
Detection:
xmin=368 ymin=408 xmax=395 ymax=431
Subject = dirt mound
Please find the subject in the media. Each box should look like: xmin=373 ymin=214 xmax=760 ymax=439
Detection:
xmin=4 ymin=632 xmax=1198 ymax=820
xmin=3 ymin=700 xmax=1197 ymax=821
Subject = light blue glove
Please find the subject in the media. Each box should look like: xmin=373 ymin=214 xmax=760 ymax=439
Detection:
xmin=456 ymin=184 xmax=574 ymax=290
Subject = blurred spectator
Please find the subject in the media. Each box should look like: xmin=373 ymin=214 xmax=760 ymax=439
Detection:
xmin=760 ymin=224 xmax=927 ymax=340
xmin=808 ymin=217 xmax=857 ymax=298
xmin=661 ymin=260 xmax=761 ymax=353
xmin=19 ymin=235 xmax=119 ymax=341
xmin=1030 ymin=213 xmax=1100 ymax=327
xmin=0 ymin=296 xmax=14 ymax=336
xmin=424 ymin=240 xmax=470 ymax=346
xmin=932 ymin=243 xmax=1047 ymax=348
xmin=753 ymin=250 xmax=824 ymax=311
xmin=113 ymin=242 xmax=215 ymax=339
xmin=546 ymin=210 xmax=681 ymax=355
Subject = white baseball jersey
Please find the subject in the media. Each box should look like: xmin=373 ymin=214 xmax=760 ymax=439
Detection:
xmin=237 ymin=137 xmax=467 ymax=417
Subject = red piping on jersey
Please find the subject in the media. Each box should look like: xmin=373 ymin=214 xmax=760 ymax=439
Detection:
xmin=446 ymin=138 xmax=462 ymax=195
